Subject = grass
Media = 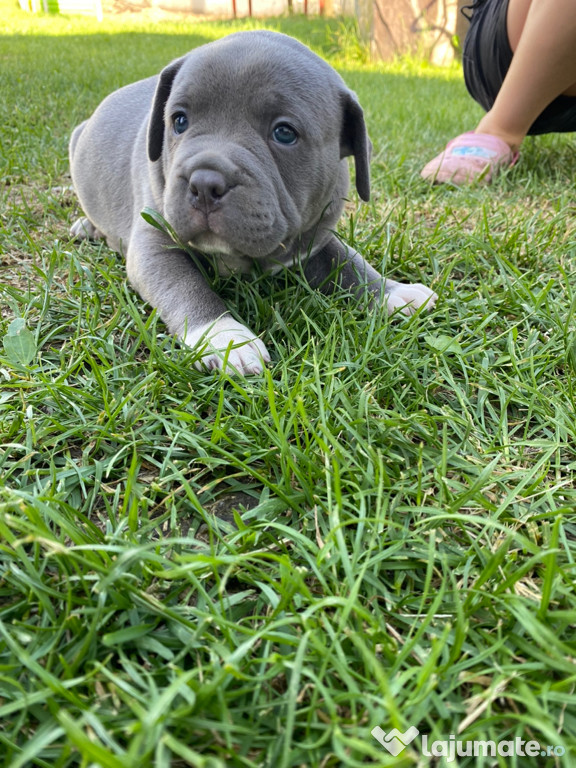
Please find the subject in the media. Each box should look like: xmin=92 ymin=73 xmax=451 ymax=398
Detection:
xmin=1 ymin=1 xmax=576 ymax=765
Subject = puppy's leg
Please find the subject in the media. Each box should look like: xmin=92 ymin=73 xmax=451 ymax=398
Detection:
xmin=303 ymin=237 xmax=437 ymax=315
xmin=127 ymin=224 xmax=270 ymax=375
xmin=69 ymin=123 xmax=105 ymax=242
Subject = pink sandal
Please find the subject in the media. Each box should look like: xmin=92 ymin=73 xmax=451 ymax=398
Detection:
xmin=421 ymin=132 xmax=519 ymax=185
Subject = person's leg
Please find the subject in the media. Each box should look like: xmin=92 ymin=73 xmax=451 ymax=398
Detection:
xmin=476 ymin=0 xmax=576 ymax=152
xmin=422 ymin=0 xmax=576 ymax=183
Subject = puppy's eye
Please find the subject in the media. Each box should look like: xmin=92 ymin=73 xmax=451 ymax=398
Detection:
xmin=272 ymin=123 xmax=298 ymax=146
xmin=173 ymin=113 xmax=189 ymax=135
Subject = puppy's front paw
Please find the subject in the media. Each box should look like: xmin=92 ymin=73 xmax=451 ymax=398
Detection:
xmin=184 ymin=316 xmax=271 ymax=376
xmin=385 ymin=282 xmax=437 ymax=316
xmin=70 ymin=217 xmax=105 ymax=241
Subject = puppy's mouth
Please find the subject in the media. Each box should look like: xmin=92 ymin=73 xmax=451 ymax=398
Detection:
xmin=189 ymin=231 xmax=234 ymax=256
xmin=188 ymin=231 xmax=254 ymax=275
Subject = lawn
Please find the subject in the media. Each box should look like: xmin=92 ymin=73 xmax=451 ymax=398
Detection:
xmin=1 ymin=1 xmax=576 ymax=766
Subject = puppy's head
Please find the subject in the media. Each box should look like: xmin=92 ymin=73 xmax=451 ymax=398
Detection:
xmin=147 ymin=31 xmax=371 ymax=272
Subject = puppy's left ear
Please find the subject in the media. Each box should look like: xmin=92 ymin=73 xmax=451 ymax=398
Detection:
xmin=340 ymin=91 xmax=371 ymax=202
xmin=148 ymin=56 xmax=186 ymax=162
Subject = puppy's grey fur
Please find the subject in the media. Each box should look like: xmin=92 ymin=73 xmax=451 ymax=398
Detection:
xmin=70 ymin=30 xmax=436 ymax=374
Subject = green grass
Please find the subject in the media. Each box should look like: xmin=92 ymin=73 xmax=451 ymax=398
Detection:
xmin=1 ymin=1 xmax=576 ymax=765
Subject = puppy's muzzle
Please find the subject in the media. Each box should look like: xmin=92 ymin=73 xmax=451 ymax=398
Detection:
xmin=189 ymin=168 xmax=232 ymax=212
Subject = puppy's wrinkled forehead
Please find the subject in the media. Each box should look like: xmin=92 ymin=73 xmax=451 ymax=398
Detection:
xmin=169 ymin=32 xmax=344 ymax=122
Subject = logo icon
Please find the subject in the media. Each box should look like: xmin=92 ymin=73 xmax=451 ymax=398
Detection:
xmin=371 ymin=726 xmax=420 ymax=756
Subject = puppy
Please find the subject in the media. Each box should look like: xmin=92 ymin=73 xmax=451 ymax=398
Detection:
xmin=70 ymin=30 xmax=436 ymax=374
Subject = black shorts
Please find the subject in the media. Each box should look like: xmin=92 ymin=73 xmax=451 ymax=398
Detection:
xmin=462 ymin=0 xmax=576 ymax=135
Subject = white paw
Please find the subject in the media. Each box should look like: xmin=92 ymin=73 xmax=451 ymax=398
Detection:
xmin=385 ymin=283 xmax=437 ymax=316
xmin=184 ymin=316 xmax=271 ymax=375
xmin=51 ymin=185 xmax=74 ymax=195
xmin=70 ymin=217 xmax=104 ymax=241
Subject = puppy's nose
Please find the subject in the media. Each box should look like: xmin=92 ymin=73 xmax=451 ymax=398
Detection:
xmin=189 ymin=169 xmax=230 ymax=209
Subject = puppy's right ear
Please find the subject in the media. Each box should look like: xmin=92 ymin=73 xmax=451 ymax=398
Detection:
xmin=148 ymin=57 xmax=186 ymax=162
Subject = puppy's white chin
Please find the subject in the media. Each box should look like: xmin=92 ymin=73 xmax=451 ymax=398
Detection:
xmin=189 ymin=234 xmax=254 ymax=275
xmin=189 ymin=232 xmax=233 ymax=255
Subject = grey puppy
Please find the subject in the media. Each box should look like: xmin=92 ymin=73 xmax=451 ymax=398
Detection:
xmin=69 ymin=30 xmax=436 ymax=375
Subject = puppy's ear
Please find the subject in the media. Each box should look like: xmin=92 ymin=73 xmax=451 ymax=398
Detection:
xmin=148 ymin=57 xmax=186 ymax=162
xmin=340 ymin=91 xmax=371 ymax=202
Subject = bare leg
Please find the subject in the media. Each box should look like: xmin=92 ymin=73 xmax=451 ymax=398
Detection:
xmin=476 ymin=0 xmax=576 ymax=151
